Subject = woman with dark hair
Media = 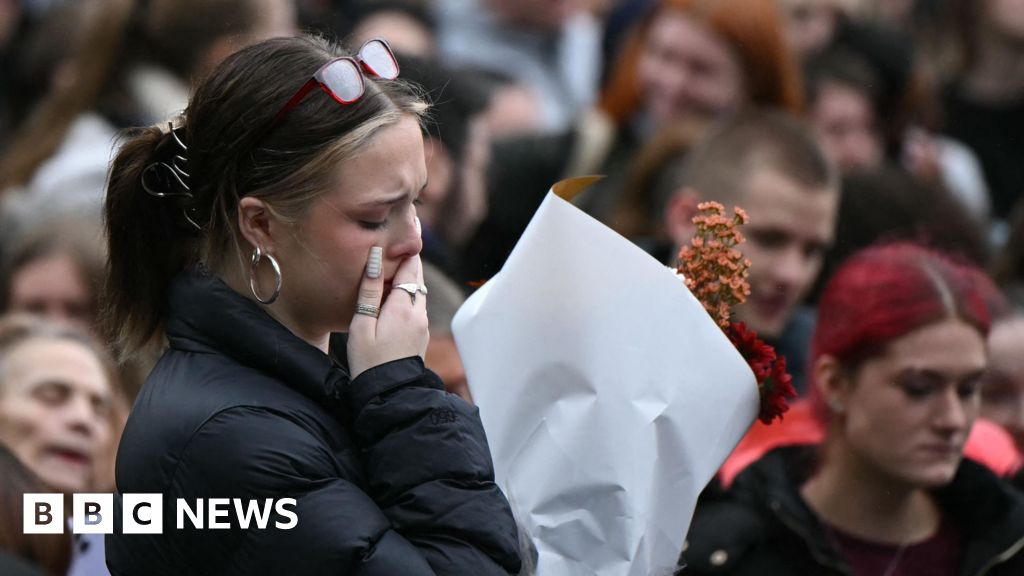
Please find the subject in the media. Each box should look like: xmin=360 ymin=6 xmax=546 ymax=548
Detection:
xmin=816 ymin=167 xmax=990 ymax=296
xmin=943 ymin=0 xmax=1024 ymax=222
xmin=102 ymin=36 xmax=520 ymax=575
xmin=682 ymin=243 xmax=1024 ymax=575
xmin=0 ymin=217 xmax=105 ymax=335
xmin=802 ymin=27 xmax=992 ymax=223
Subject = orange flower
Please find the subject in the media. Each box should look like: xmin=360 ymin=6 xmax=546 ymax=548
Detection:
xmin=674 ymin=202 xmax=793 ymax=424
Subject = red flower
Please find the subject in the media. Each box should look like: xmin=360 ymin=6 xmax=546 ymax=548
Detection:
xmin=726 ymin=323 xmax=796 ymax=424
xmin=759 ymin=355 xmax=796 ymax=424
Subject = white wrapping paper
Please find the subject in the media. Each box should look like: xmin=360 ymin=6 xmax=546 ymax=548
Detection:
xmin=451 ymin=178 xmax=760 ymax=576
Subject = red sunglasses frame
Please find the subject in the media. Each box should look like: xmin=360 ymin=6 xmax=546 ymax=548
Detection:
xmin=270 ymin=38 xmax=399 ymax=126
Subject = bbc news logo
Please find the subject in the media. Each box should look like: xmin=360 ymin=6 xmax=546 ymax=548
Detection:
xmin=24 ymin=494 xmax=298 ymax=534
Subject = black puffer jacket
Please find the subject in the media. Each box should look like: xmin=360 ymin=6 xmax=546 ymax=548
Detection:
xmin=680 ymin=445 xmax=1024 ymax=576
xmin=106 ymin=270 xmax=522 ymax=575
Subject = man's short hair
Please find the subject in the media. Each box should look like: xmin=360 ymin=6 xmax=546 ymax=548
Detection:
xmin=682 ymin=109 xmax=837 ymax=202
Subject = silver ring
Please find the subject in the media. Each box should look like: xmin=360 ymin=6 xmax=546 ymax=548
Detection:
xmin=392 ymin=283 xmax=427 ymax=304
xmin=355 ymin=303 xmax=380 ymax=318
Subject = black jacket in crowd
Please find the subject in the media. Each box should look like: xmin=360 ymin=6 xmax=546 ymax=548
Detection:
xmin=680 ymin=445 xmax=1024 ymax=576
xmin=106 ymin=270 xmax=522 ymax=575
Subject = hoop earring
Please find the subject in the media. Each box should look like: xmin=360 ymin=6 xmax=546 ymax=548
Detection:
xmin=249 ymin=246 xmax=282 ymax=305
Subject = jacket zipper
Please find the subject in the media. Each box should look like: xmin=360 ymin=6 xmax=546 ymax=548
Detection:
xmin=769 ymin=499 xmax=852 ymax=576
xmin=972 ymin=534 xmax=1024 ymax=576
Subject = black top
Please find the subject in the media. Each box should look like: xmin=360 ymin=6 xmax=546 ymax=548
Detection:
xmin=681 ymin=445 xmax=1024 ymax=576
xmin=942 ymin=84 xmax=1024 ymax=219
xmin=106 ymin=269 xmax=521 ymax=575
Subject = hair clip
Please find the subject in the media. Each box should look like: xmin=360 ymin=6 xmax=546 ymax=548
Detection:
xmin=165 ymin=122 xmax=190 ymax=183
xmin=169 ymin=122 xmax=187 ymax=151
xmin=141 ymin=122 xmax=200 ymax=231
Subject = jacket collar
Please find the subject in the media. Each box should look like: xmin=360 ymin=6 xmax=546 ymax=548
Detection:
xmin=164 ymin=268 xmax=351 ymax=412
xmin=936 ymin=459 xmax=1024 ymax=576
xmin=732 ymin=445 xmax=851 ymax=573
xmin=735 ymin=445 xmax=1024 ymax=576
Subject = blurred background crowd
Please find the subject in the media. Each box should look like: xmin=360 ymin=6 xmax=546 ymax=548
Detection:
xmin=0 ymin=0 xmax=1023 ymax=574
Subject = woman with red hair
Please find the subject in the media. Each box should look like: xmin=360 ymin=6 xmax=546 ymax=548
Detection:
xmin=464 ymin=0 xmax=803 ymax=280
xmin=601 ymin=0 xmax=803 ymax=128
xmin=571 ymin=0 xmax=804 ymax=220
xmin=681 ymin=242 xmax=1024 ymax=575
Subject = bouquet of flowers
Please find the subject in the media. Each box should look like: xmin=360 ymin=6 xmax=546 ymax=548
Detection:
xmin=675 ymin=201 xmax=796 ymax=424
xmin=453 ymin=178 xmax=782 ymax=575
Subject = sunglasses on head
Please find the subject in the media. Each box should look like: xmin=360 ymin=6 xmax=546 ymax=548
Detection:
xmin=271 ymin=38 xmax=400 ymax=126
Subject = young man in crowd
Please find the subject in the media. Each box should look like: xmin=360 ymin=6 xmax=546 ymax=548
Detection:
xmin=662 ymin=110 xmax=840 ymax=394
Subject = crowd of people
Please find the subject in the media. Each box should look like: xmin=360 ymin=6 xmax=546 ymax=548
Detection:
xmin=0 ymin=0 xmax=1022 ymax=574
